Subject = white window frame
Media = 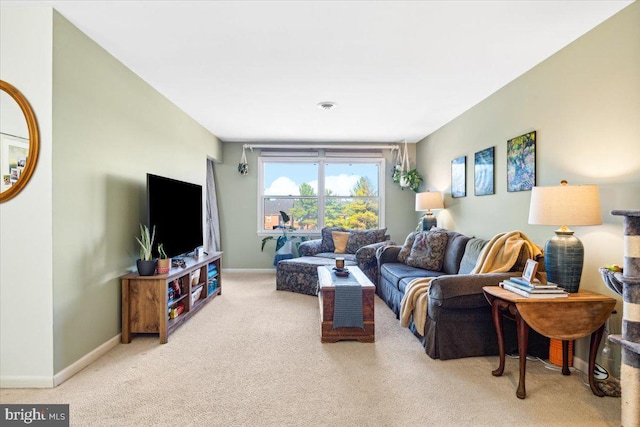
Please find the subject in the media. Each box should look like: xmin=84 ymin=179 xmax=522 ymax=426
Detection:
xmin=257 ymin=155 xmax=386 ymax=236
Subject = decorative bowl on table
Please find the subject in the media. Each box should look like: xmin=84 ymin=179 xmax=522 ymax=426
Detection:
xmin=333 ymin=267 xmax=350 ymax=277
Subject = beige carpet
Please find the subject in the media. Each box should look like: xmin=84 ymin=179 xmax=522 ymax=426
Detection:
xmin=1 ymin=272 xmax=621 ymax=426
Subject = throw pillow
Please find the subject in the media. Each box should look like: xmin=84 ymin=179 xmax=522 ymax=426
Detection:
xmin=332 ymin=231 xmax=351 ymax=254
xmin=458 ymin=238 xmax=488 ymax=274
xmin=406 ymin=231 xmax=449 ymax=271
xmin=345 ymin=228 xmax=387 ymax=254
xmin=320 ymin=227 xmax=347 ymax=253
xmin=397 ymin=232 xmax=418 ymax=263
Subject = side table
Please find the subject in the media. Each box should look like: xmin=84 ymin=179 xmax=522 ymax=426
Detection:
xmin=483 ymin=286 xmax=616 ymax=399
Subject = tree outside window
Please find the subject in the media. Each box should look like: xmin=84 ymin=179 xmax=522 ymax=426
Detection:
xmin=260 ymin=158 xmax=383 ymax=233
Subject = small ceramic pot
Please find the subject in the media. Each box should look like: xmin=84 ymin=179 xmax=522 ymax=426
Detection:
xmin=137 ymin=259 xmax=157 ymax=276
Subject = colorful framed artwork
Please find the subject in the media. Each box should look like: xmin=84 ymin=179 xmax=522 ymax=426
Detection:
xmin=474 ymin=147 xmax=494 ymax=196
xmin=451 ymin=155 xmax=466 ymax=198
xmin=507 ymin=131 xmax=536 ymax=192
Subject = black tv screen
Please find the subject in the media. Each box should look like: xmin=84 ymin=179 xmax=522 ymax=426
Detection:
xmin=147 ymin=174 xmax=203 ymax=258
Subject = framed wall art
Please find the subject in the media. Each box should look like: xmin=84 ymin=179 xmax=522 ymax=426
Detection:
xmin=451 ymin=155 xmax=466 ymax=198
xmin=474 ymin=146 xmax=494 ymax=196
xmin=507 ymin=131 xmax=536 ymax=192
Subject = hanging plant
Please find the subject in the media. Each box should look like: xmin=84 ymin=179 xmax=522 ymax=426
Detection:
xmin=391 ymin=141 xmax=423 ymax=192
xmin=392 ymin=166 xmax=402 ymax=184
xmin=392 ymin=144 xmax=403 ymax=184
xmin=238 ymin=145 xmax=249 ymax=176
xmin=401 ymin=168 xmax=423 ymax=192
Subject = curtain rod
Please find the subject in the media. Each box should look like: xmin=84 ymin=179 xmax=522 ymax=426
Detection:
xmin=243 ymin=143 xmax=400 ymax=151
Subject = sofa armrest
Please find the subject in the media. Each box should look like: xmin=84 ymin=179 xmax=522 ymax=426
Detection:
xmin=428 ymin=272 xmax=518 ymax=310
xmin=298 ymin=239 xmax=322 ymax=257
xmin=376 ymin=245 xmax=401 ymax=266
xmin=355 ymin=240 xmax=394 ymax=264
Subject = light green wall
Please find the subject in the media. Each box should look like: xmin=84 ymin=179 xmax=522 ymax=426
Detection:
xmin=51 ymin=12 xmax=222 ymax=372
xmin=217 ymin=142 xmax=418 ymax=269
xmin=416 ymin=2 xmax=639 ymax=360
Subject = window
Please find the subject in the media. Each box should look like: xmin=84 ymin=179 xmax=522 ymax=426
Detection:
xmin=258 ymin=156 xmax=384 ymax=234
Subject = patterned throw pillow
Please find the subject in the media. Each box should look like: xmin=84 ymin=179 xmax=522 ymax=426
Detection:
xmin=332 ymin=231 xmax=350 ymax=254
xmin=406 ymin=231 xmax=449 ymax=271
xmin=397 ymin=232 xmax=418 ymax=263
xmin=345 ymin=228 xmax=388 ymax=254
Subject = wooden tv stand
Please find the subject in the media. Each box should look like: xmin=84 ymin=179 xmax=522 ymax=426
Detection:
xmin=121 ymin=252 xmax=222 ymax=344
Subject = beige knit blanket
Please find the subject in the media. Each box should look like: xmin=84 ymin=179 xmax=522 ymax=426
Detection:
xmin=400 ymin=277 xmax=434 ymax=335
xmin=470 ymin=230 xmax=542 ymax=275
xmin=400 ymin=230 xmax=542 ymax=336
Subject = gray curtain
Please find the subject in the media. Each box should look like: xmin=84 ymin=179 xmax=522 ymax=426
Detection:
xmin=206 ymin=159 xmax=221 ymax=252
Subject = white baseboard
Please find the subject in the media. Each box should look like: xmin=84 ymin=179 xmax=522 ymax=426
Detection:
xmin=572 ymin=355 xmax=588 ymax=375
xmin=222 ymin=268 xmax=275 ymax=274
xmin=1 ymin=334 xmax=120 ymax=388
xmin=0 ymin=376 xmax=54 ymax=389
xmin=53 ymin=334 xmax=121 ymax=387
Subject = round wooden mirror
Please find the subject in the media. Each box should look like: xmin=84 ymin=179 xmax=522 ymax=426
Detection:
xmin=0 ymin=80 xmax=40 ymax=202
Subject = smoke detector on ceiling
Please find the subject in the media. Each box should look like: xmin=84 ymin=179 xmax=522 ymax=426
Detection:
xmin=317 ymin=102 xmax=337 ymax=111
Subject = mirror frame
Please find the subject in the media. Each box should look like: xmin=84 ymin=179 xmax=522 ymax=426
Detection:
xmin=0 ymin=80 xmax=40 ymax=203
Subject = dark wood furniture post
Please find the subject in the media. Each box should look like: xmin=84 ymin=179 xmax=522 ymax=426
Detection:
xmin=516 ymin=310 xmax=529 ymax=399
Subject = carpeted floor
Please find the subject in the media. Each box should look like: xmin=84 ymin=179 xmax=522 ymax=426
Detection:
xmin=1 ymin=272 xmax=621 ymax=426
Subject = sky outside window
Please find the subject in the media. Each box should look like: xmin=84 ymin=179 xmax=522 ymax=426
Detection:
xmin=264 ymin=162 xmax=379 ymax=196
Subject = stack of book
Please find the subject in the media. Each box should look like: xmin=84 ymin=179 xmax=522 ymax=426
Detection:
xmin=500 ymin=277 xmax=569 ymax=298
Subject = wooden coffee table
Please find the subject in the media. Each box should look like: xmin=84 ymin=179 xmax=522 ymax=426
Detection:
xmin=317 ymin=266 xmax=375 ymax=343
xmin=483 ymin=286 xmax=616 ymax=399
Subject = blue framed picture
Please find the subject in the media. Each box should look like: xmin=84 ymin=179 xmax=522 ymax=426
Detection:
xmin=451 ymin=156 xmax=466 ymax=198
xmin=507 ymin=131 xmax=536 ymax=192
xmin=474 ymin=147 xmax=495 ymax=196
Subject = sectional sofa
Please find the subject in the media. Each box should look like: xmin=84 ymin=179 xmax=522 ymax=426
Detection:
xmin=275 ymin=227 xmax=393 ymax=295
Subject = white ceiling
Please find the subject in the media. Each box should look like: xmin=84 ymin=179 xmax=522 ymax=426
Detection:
xmin=3 ymin=1 xmax=633 ymax=143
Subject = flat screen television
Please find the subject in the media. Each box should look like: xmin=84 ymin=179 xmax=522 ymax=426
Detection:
xmin=147 ymin=173 xmax=203 ymax=259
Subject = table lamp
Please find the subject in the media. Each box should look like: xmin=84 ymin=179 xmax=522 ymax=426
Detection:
xmin=528 ymin=180 xmax=602 ymax=292
xmin=415 ymin=191 xmax=444 ymax=231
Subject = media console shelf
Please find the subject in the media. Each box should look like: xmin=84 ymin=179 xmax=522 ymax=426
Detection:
xmin=121 ymin=251 xmax=222 ymax=344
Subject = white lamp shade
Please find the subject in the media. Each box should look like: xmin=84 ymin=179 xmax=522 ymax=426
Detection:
xmin=528 ymin=183 xmax=602 ymax=226
xmin=415 ymin=191 xmax=444 ymax=211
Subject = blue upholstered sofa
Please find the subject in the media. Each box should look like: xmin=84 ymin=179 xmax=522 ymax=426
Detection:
xmin=275 ymin=227 xmax=393 ymax=295
xmin=377 ymin=228 xmax=549 ymax=360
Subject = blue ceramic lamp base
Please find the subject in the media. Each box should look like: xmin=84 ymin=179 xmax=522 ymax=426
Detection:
xmin=544 ymin=230 xmax=584 ymax=293
xmin=421 ymin=213 xmax=437 ymax=231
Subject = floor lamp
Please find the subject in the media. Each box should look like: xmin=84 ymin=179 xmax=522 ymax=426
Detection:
xmin=528 ymin=181 xmax=602 ymax=292
xmin=416 ymin=191 xmax=444 ymax=231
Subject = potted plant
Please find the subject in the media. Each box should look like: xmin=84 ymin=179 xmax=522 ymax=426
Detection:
xmin=392 ymin=165 xmax=402 ymax=185
xmin=402 ymin=168 xmax=423 ymax=192
xmin=156 ymin=243 xmax=171 ymax=274
xmin=136 ymin=224 xmax=157 ymax=276
xmin=261 ymin=211 xmax=307 ymax=264
xmin=392 ymin=165 xmax=423 ymax=193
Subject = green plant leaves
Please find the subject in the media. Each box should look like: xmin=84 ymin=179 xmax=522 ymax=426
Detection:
xmin=136 ymin=224 xmax=155 ymax=261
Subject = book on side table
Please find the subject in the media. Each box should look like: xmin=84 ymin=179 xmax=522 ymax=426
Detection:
xmin=500 ymin=280 xmax=568 ymax=298
xmin=508 ymin=276 xmax=558 ymax=288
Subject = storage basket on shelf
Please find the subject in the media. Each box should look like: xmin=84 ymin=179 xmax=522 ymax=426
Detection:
xmin=191 ymin=285 xmax=204 ymax=306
